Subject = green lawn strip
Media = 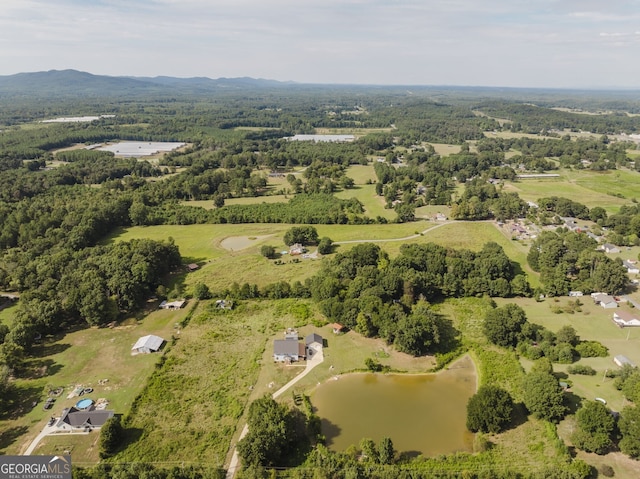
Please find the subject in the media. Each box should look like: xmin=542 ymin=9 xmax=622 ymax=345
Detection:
xmin=1 ymin=306 xmax=185 ymax=456
xmin=0 ymin=302 xmax=17 ymax=326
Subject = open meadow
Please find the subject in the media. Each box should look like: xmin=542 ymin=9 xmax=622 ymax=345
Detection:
xmin=503 ymin=168 xmax=639 ymax=213
xmin=106 ymin=219 xmax=538 ymax=296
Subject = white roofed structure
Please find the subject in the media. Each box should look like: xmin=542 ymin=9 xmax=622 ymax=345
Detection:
xmin=132 ymin=335 xmax=165 ymax=354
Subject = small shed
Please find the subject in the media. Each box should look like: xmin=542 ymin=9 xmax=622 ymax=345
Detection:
xmin=330 ymin=323 xmax=344 ymax=334
xmin=132 ymin=335 xmax=165 ymax=354
xmin=614 ymin=355 xmax=636 ymax=368
xmin=187 ymin=263 xmax=200 ymax=272
xmin=159 ymin=300 xmax=186 ymax=310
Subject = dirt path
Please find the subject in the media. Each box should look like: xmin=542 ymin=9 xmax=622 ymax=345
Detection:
xmin=225 ymin=348 xmax=324 ymax=479
xmin=334 ymin=221 xmax=452 ymax=245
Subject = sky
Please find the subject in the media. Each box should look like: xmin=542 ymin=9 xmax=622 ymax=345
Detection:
xmin=1 ymin=0 xmax=640 ymax=89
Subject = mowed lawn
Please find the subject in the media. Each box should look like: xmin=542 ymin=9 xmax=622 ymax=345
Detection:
xmin=1 ymin=305 xmax=189 ymax=460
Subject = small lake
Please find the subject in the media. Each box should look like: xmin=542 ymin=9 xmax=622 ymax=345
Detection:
xmin=311 ymin=355 xmax=476 ymax=456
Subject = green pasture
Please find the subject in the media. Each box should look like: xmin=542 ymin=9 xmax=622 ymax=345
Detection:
xmin=566 ymin=168 xmax=640 ymax=203
xmin=343 ymin=164 xmax=377 ymax=184
xmin=335 ymin=185 xmax=396 ymax=220
xmin=1 ymin=305 xmax=189 ymax=457
xmin=0 ymin=302 xmax=17 ymax=326
xmin=503 ymin=174 xmax=629 ymax=213
xmin=428 ymin=143 xmax=461 ymax=156
xmin=107 ymin=220 xmax=538 ymax=294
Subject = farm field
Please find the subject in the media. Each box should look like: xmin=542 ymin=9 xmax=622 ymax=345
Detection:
xmin=106 ymin=220 xmax=538 ymax=295
xmin=503 ymin=172 xmax=630 ymax=212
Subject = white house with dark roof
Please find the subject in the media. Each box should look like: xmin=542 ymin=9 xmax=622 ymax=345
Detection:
xmin=273 ymin=339 xmax=306 ymax=362
xmin=602 ymin=243 xmax=620 ymax=254
xmin=56 ymin=407 xmax=114 ymax=431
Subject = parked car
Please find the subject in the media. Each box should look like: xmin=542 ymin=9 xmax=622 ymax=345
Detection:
xmin=47 ymin=417 xmax=56 ymax=426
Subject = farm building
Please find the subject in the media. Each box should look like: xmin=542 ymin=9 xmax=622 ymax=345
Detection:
xmin=614 ymin=355 xmax=636 ymax=368
xmin=273 ymin=339 xmax=306 ymax=362
xmin=591 ymin=293 xmax=618 ymax=309
xmin=56 ymin=407 xmax=114 ymax=431
xmin=289 ymin=243 xmax=306 ymax=255
xmin=187 ymin=263 xmax=199 ymax=272
xmin=159 ymin=300 xmax=186 ymax=310
xmin=568 ymin=291 xmax=583 ymax=297
xmin=132 ymin=335 xmax=165 ymax=354
xmin=612 ymin=310 xmax=640 ymax=328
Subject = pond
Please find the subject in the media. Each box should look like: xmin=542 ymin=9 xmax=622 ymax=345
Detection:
xmin=311 ymin=355 xmax=476 ymax=456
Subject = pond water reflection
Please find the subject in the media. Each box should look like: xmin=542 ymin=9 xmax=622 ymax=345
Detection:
xmin=311 ymin=355 xmax=476 ymax=456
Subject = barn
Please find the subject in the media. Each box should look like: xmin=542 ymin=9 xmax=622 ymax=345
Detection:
xmin=132 ymin=335 xmax=165 ymax=354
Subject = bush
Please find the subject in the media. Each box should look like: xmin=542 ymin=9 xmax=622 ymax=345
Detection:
xmin=260 ymin=245 xmax=278 ymax=259
xmin=576 ymin=341 xmax=608 ymax=358
xmin=567 ymin=364 xmax=597 ymax=376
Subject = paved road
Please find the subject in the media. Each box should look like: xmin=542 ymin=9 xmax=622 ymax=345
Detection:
xmin=225 ymin=347 xmax=324 ymax=479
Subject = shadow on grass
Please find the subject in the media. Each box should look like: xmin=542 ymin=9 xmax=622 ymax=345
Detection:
xmin=509 ymin=402 xmax=530 ymax=431
xmin=0 ymin=425 xmax=29 ymax=453
xmin=21 ymin=358 xmax=64 ymax=379
xmin=0 ymin=384 xmax=44 ymax=421
xmin=564 ymin=391 xmax=583 ymax=415
xmin=33 ymin=342 xmax=72 ymax=357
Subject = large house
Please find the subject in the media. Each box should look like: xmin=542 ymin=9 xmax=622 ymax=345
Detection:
xmin=273 ymin=339 xmax=306 ymax=362
xmin=613 ymin=310 xmax=640 ymax=328
xmin=602 ymin=243 xmax=620 ymax=254
xmin=56 ymin=407 xmax=114 ymax=431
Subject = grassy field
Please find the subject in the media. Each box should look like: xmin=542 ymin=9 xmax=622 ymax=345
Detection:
xmin=503 ymin=168 xmax=640 ymax=213
xmin=428 ymin=143 xmax=461 ymax=156
xmin=503 ymin=174 xmax=629 ymax=213
xmin=335 ymin=185 xmax=396 ymax=220
xmin=106 ymin=220 xmax=539 ymax=295
xmin=0 ymin=304 xmax=190 ymax=461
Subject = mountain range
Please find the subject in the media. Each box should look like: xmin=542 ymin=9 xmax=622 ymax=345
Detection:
xmin=0 ymin=69 xmax=294 ymax=97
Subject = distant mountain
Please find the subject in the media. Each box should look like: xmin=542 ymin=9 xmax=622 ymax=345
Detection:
xmin=0 ymin=69 xmax=293 ymax=97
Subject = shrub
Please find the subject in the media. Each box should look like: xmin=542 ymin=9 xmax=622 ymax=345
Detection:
xmin=567 ymin=364 xmax=597 ymax=376
xmin=576 ymin=341 xmax=608 ymax=358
